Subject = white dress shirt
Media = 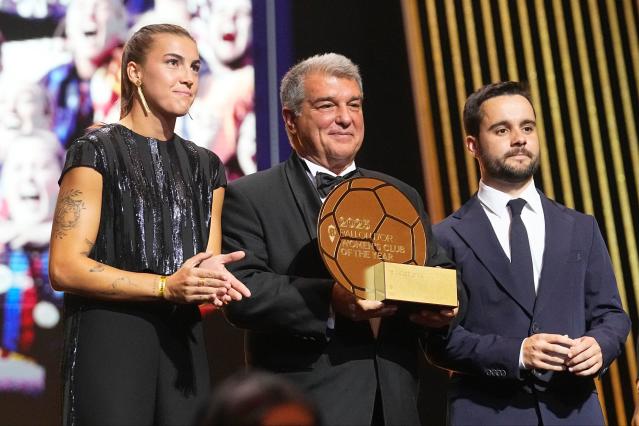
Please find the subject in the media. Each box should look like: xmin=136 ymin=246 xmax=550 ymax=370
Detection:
xmin=477 ymin=179 xmax=545 ymax=369
xmin=301 ymin=156 xmax=357 ymax=202
xmin=477 ymin=179 xmax=545 ymax=291
xmin=300 ymin=156 xmax=357 ymax=332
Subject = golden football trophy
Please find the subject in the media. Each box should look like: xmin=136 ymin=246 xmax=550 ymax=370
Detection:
xmin=317 ymin=177 xmax=456 ymax=307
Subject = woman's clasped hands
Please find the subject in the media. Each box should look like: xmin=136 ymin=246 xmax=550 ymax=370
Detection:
xmin=164 ymin=251 xmax=251 ymax=306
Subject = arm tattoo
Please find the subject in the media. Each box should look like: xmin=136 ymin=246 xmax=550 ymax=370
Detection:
xmin=89 ymin=263 xmax=105 ymax=273
xmin=53 ymin=189 xmax=86 ymax=239
xmin=99 ymin=277 xmax=133 ymax=296
xmin=80 ymin=238 xmax=94 ymax=256
xmin=111 ymin=277 xmax=138 ymax=290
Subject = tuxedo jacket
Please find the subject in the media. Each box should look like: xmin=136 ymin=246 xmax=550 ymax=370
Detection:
xmin=222 ymin=155 xmax=453 ymax=426
xmin=429 ymin=193 xmax=630 ymax=425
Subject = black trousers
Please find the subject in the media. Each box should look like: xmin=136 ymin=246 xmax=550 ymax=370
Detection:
xmin=62 ymin=302 xmax=210 ymax=426
xmin=371 ymin=386 xmax=385 ymax=426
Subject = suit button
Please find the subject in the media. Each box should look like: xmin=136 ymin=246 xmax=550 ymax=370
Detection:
xmin=531 ymin=323 xmax=540 ymax=333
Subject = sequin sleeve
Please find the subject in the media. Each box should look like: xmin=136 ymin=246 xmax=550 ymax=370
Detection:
xmin=58 ymin=138 xmax=106 ymax=185
xmin=209 ymin=151 xmax=227 ymax=189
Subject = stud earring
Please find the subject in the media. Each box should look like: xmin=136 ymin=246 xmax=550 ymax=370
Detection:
xmin=135 ymin=80 xmax=151 ymax=115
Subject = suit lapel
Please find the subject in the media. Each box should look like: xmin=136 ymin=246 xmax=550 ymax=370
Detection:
xmin=452 ymin=196 xmax=534 ymax=316
xmin=534 ymin=194 xmax=575 ymax=312
xmin=284 ymin=155 xmax=322 ymax=240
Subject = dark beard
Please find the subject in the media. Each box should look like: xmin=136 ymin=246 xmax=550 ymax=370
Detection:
xmin=480 ymin=148 xmax=539 ymax=183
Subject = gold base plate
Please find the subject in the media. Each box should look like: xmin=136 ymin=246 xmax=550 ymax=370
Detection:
xmin=364 ymin=262 xmax=457 ymax=307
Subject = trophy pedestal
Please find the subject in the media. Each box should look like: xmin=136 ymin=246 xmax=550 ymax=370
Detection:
xmin=365 ymin=262 xmax=457 ymax=307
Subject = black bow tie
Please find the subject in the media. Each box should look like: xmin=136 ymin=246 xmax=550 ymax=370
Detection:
xmin=315 ymin=169 xmax=360 ymax=197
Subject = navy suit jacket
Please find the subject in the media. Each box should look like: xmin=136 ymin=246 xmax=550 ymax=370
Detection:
xmin=429 ymin=193 xmax=630 ymax=425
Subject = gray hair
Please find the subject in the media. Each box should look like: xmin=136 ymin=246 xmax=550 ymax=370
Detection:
xmin=280 ymin=53 xmax=363 ymax=116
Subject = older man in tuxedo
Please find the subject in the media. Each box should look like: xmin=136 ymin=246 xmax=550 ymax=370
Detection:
xmin=222 ymin=53 xmax=457 ymax=426
xmin=429 ymin=81 xmax=630 ymax=425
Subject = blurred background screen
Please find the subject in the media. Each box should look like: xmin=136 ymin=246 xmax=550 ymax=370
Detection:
xmin=0 ymin=1 xmax=271 ymax=423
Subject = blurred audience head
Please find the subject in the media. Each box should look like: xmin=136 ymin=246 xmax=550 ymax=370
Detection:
xmin=195 ymin=0 xmax=252 ymax=71
xmin=0 ymin=133 xmax=62 ymax=225
xmin=196 ymin=370 xmax=321 ymax=426
xmin=0 ymin=82 xmax=51 ymax=135
xmin=12 ymin=83 xmax=51 ymax=133
xmin=65 ymin=0 xmax=128 ymax=79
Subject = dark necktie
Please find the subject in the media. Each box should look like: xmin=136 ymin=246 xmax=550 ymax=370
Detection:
xmin=508 ymin=198 xmax=536 ymax=300
xmin=315 ymin=169 xmax=359 ymax=197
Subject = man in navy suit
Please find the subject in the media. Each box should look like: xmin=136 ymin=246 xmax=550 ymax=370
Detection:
xmin=430 ymin=81 xmax=630 ymax=425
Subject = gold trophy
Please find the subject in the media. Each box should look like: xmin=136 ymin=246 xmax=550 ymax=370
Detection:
xmin=317 ymin=177 xmax=456 ymax=308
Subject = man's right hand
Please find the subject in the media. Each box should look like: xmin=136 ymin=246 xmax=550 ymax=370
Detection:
xmin=331 ymin=283 xmax=397 ymax=321
xmin=521 ymin=333 xmax=575 ymax=371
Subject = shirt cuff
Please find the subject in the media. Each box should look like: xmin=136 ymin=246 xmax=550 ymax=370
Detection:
xmin=326 ymin=304 xmax=335 ymax=340
xmin=518 ymin=338 xmax=527 ymax=369
xmin=327 ymin=304 xmax=335 ymax=330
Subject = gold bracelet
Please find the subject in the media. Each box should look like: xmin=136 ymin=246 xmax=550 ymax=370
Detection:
xmin=157 ymin=275 xmax=167 ymax=299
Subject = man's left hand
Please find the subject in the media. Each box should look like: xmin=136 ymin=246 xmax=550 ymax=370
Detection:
xmin=409 ymin=306 xmax=457 ymax=329
xmin=565 ymin=336 xmax=603 ymax=376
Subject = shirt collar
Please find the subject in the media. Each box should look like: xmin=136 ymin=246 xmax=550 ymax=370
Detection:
xmin=478 ymin=179 xmax=542 ymax=218
xmin=300 ymin=155 xmax=356 ymax=178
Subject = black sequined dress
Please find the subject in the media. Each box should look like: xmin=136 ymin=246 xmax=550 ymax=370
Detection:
xmin=58 ymin=124 xmax=226 ymax=426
